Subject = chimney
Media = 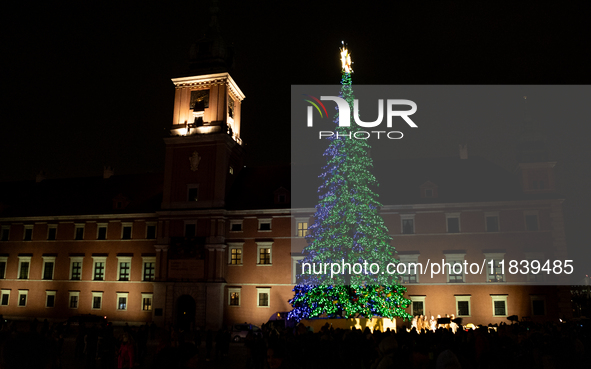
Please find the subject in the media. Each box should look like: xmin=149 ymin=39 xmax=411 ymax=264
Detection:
xmin=103 ymin=166 xmax=114 ymax=179
xmin=459 ymin=144 xmax=468 ymax=160
xmin=36 ymin=170 xmax=46 ymax=183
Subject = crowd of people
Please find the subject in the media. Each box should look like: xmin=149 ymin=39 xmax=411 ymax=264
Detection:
xmin=0 ymin=314 xmax=589 ymax=368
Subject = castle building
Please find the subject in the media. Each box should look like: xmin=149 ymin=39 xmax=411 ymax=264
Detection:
xmin=0 ymin=11 xmax=571 ymax=329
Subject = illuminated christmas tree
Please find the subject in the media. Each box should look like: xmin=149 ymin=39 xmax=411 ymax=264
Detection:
xmin=288 ymin=45 xmax=412 ymax=322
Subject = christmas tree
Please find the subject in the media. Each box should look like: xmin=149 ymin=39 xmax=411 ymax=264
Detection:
xmin=288 ymin=45 xmax=412 ymax=323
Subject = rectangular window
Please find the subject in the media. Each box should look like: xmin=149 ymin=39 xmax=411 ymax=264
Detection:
xmin=1 ymin=291 xmax=10 ymax=306
xmin=46 ymin=291 xmax=56 ymax=308
xmin=486 ymin=215 xmax=499 ymax=232
xmin=455 ymin=296 xmax=471 ymax=317
xmin=402 ymin=219 xmax=414 ymax=234
xmin=399 ymin=255 xmax=420 ymax=283
xmin=0 ymin=259 xmax=6 ymax=279
xmin=47 ymin=226 xmax=57 ymax=240
xmin=69 ymin=292 xmax=79 ymax=309
xmin=188 ymin=186 xmax=199 ymax=201
xmin=259 ymin=248 xmax=271 ymax=264
xmin=75 ymin=225 xmax=84 ymax=240
xmin=119 ymin=262 xmax=130 ymax=281
xmin=97 ymin=225 xmax=107 ymax=240
xmin=93 ymin=296 xmax=102 ymax=309
xmin=297 ymin=222 xmax=308 ymax=237
xmin=43 ymin=261 xmax=54 ymax=280
xmin=94 ymin=262 xmax=105 ymax=281
xmin=71 ymin=262 xmax=82 ymax=280
xmin=447 ymin=217 xmax=460 ymax=233
xmin=0 ymin=227 xmax=9 ymax=241
xmin=18 ymin=261 xmax=30 ymax=280
xmin=185 ymin=223 xmax=196 ymax=237
xmin=142 ymin=293 xmax=153 ymax=311
xmin=231 ymin=248 xmax=242 ymax=265
xmin=18 ymin=291 xmax=27 ymax=307
xmin=146 ymin=224 xmax=156 ymax=239
xmin=230 ymin=292 xmax=240 ymax=305
xmin=448 ymin=261 xmax=463 ymax=282
xmin=23 ymin=226 xmax=33 ymax=241
xmin=487 ymin=260 xmax=504 ymax=282
xmin=258 ymin=220 xmax=271 ymax=231
xmin=122 ymin=224 xmax=132 ymax=239
xmin=257 ymin=288 xmax=270 ymax=307
xmin=409 ymin=296 xmax=426 ymax=316
xmin=143 ymin=262 xmax=155 ymax=281
xmin=117 ymin=295 xmax=128 ymax=311
xmin=491 ymin=295 xmax=508 ymax=317
xmin=230 ymin=221 xmax=242 ymax=232
xmin=525 ymin=214 xmax=539 ymax=231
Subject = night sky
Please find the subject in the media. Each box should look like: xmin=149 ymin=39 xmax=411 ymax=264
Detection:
xmin=3 ymin=1 xmax=591 ymax=281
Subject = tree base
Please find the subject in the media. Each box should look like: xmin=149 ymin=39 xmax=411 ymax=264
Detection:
xmin=301 ymin=317 xmax=398 ymax=333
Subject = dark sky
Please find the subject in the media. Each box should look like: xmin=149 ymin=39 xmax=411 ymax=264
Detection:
xmin=2 ymin=1 xmax=590 ymax=280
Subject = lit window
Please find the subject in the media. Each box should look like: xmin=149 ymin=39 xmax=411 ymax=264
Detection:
xmin=297 ymin=221 xmax=308 ymax=237
xmin=70 ymin=257 xmax=83 ymax=280
xmin=42 ymin=256 xmax=56 ymax=280
xmin=455 ymin=295 xmax=471 ymax=317
xmin=46 ymin=291 xmax=56 ymax=308
xmin=142 ymin=293 xmax=153 ymax=311
xmin=117 ymin=293 xmax=128 ymax=311
xmin=75 ymin=224 xmax=84 ymax=240
xmin=122 ymin=223 xmax=132 ymax=239
xmin=18 ymin=290 xmax=28 ymax=307
xmin=69 ymin=291 xmax=79 ymax=309
xmin=257 ymin=242 xmax=272 ymax=265
xmin=491 ymin=295 xmax=507 ymax=317
xmin=228 ymin=244 xmax=243 ymax=265
xmin=1 ymin=290 xmax=10 ymax=306
xmin=142 ymin=257 xmax=156 ymax=281
xmin=257 ymin=288 xmax=270 ymax=307
xmin=446 ymin=213 xmax=460 ymax=233
xmin=228 ymin=288 xmax=240 ymax=306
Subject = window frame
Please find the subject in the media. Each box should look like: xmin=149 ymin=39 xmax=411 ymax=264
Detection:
xmin=187 ymin=184 xmax=199 ymax=202
xmin=291 ymin=255 xmax=305 ymax=284
xmin=228 ymin=287 xmax=241 ymax=306
xmin=69 ymin=256 xmax=84 ymax=281
xmin=399 ymin=254 xmax=420 ymax=283
xmin=455 ymin=295 xmax=471 ymax=317
xmin=1 ymin=289 xmax=10 ymax=306
xmin=485 ymin=212 xmax=500 ymax=232
xmin=484 ymin=252 xmax=506 ymax=283
xmin=257 ymin=287 xmax=270 ymax=308
xmin=117 ymin=256 xmax=132 ymax=281
xmin=141 ymin=293 xmax=153 ymax=311
xmin=409 ymin=296 xmax=426 ymax=316
xmin=145 ymin=222 xmax=157 ymax=239
xmin=42 ymin=256 xmax=56 ymax=280
xmin=295 ymin=217 xmax=309 ymax=237
xmin=74 ymin=223 xmax=85 ymax=240
xmin=0 ymin=226 xmax=9 ymax=241
xmin=142 ymin=256 xmax=156 ymax=281
xmin=121 ymin=222 xmax=133 ymax=240
xmin=18 ymin=290 xmax=28 ymax=307
xmin=69 ymin=291 xmax=80 ymax=309
xmin=92 ymin=256 xmax=107 ymax=281
xmin=445 ymin=213 xmax=461 ymax=233
xmin=23 ymin=225 xmax=33 ymax=241
xmin=45 ymin=290 xmax=56 ymax=308
xmin=524 ymin=252 xmax=545 ymax=282
xmin=256 ymin=242 xmax=273 ymax=266
xmin=116 ymin=292 xmax=129 ymax=311
xmin=444 ymin=253 xmax=465 ymax=283
xmin=0 ymin=256 xmax=7 ymax=279
xmin=229 ymin=220 xmax=243 ymax=232
xmin=491 ymin=295 xmax=508 ymax=317
xmin=258 ymin=219 xmax=272 ymax=232
xmin=401 ymin=214 xmax=415 ymax=234
xmin=97 ymin=223 xmax=108 ymax=240
xmin=47 ymin=225 xmax=57 ymax=241
xmin=228 ymin=243 xmax=243 ymax=265
xmin=92 ymin=291 xmax=103 ymax=310
xmin=18 ymin=256 xmax=31 ymax=280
